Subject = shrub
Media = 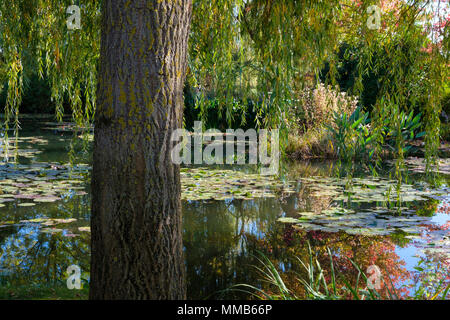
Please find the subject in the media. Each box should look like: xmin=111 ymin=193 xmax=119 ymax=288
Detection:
xmin=286 ymin=84 xmax=358 ymax=159
xmin=286 ymin=127 xmax=335 ymax=160
xmin=298 ymin=83 xmax=358 ymax=131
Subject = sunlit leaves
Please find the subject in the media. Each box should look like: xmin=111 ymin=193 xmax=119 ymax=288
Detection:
xmin=0 ymin=0 xmax=448 ymax=173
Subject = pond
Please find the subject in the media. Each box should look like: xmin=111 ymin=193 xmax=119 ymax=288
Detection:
xmin=0 ymin=120 xmax=449 ymax=299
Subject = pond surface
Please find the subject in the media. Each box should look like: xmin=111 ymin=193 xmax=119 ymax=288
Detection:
xmin=0 ymin=120 xmax=449 ymax=299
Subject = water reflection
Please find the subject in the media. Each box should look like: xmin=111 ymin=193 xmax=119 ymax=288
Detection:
xmin=183 ymin=198 xmax=280 ymax=299
xmin=183 ymin=195 xmax=413 ymax=299
xmin=0 ymin=175 xmax=448 ymax=299
xmin=0 ymin=122 xmax=448 ymax=299
xmin=183 ymin=173 xmax=449 ymax=299
xmin=0 ymin=194 xmax=90 ymax=289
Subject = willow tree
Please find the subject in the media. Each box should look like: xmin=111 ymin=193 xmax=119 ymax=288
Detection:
xmin=89 ymin=0 xmax=192 ymax=299
xmin=0 ymin=0 xmax=448 ymax=299
xmin=1 ymin=0 xmax=193 ymax=299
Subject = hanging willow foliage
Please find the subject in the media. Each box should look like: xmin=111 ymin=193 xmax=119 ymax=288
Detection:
xmin=0 ymin=0 xmax=100 ymax=160
xmin=0 ymin=0 xmax=448 ymax=169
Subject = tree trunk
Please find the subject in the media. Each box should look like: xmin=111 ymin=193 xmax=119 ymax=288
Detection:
xmin=90 ymin=0 xmax=192 ymax=299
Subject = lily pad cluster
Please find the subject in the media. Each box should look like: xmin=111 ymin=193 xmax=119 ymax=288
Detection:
xmin=414 ymin=226 xmax=450 ymax=258
xmin=277 ymin=175 xmax=449 ymax=237
xmin=0 ymin=217 xmax=90 ymax=237
xmin=41 ymin=122 xmax=93 ymax=134
xmin=0 ymin=136 xmax=52 ymax=161
xmin=278 ymin=207 xmax=435 ymax=236
xmin=0 ymin=162 xmax=89 ymax=206
xmin=400 ymin=157 xmax=450 ymax=175
xmin=299 ymin=176 xmax=448 ymax=203
xmin=180 ymin=167 xmax=295 ymax=201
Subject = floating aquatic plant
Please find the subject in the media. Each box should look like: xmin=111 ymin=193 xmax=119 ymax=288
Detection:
xmin=0 ymin=162 xmax=90 ymax=206
xmin=180 ymin=167 xmax=296 ymax=201
xmin=277 ymin=175 xmax=449 ymax=238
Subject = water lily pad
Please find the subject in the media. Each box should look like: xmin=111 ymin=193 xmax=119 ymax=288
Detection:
xmin=41 ymin=228 xmax=63 ymax=234
xmin=20 ymin=218 xmax=49 ymax=223
xmin=181 ymin=167 xmax=295 ymax=201
xmin=34 ymin=196 xmax=60 ymax=203
xmin=277 ymin=217 xmax=300 ymax=223
xmin=17 ymin=202 xmax=36 ymax=207
xmin=54 ymin=218 xmax=77 ymax=224
xmin=0 ymin=162 xmax=89 ymax=206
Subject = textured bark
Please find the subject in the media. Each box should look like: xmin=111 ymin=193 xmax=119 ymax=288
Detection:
xmin=90 ymin=0 xmax=192 ymax=299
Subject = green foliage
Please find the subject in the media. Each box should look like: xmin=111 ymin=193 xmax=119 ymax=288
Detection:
xmin=285 ymin=127 xmax=335 ymax=160
xmin=234 ymin=245 xmax=449 ymax=300
xmin=0 ymin=0 xmax=448 ymax=170
xmin=441 ymin=123 xmax=450 ymax=141
xmin=0 ymin=73 xmax=60 ymax=114
xmin=294 ymin=83 xmax=358 ymax=131
xmin=327 ymin=107 xmax=374 ymax=162
xmin=294 ymin=246 xmax=342 ymax=300
xmin=328 ymin=105 xmax=425 ymax=163
xmin=321 ymin=40 xmax=433 ymax=116
xmin=0 ymin=284 xmax=89 ymax=300
xmin=231 ymin=245 xmax=383 ymax=300
xmin=408 ymin=258 xmax=450 ymax=300
xmin=383 ymin=110 xmax=424 ymax=154
xmin=183 ymin=83 xmax=257 ymax=130
xmin=442 ymin=86 xmax=450 ymax=116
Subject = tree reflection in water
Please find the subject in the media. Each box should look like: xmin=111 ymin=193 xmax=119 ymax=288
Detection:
xmin=0 ymin=160 xmax=447 ymax=299
xmin=183 ymin=193 xmax=415 ymax=299
xmin=0 ymin=192 xmax=90 ymax=289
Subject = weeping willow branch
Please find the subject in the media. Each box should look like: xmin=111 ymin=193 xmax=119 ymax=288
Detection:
xmin=0 ymin=0 xmax=447 ymax=174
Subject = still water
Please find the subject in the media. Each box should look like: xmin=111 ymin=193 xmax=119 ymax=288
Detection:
xmin=0 ymin=120 xmax=448 ymax=299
